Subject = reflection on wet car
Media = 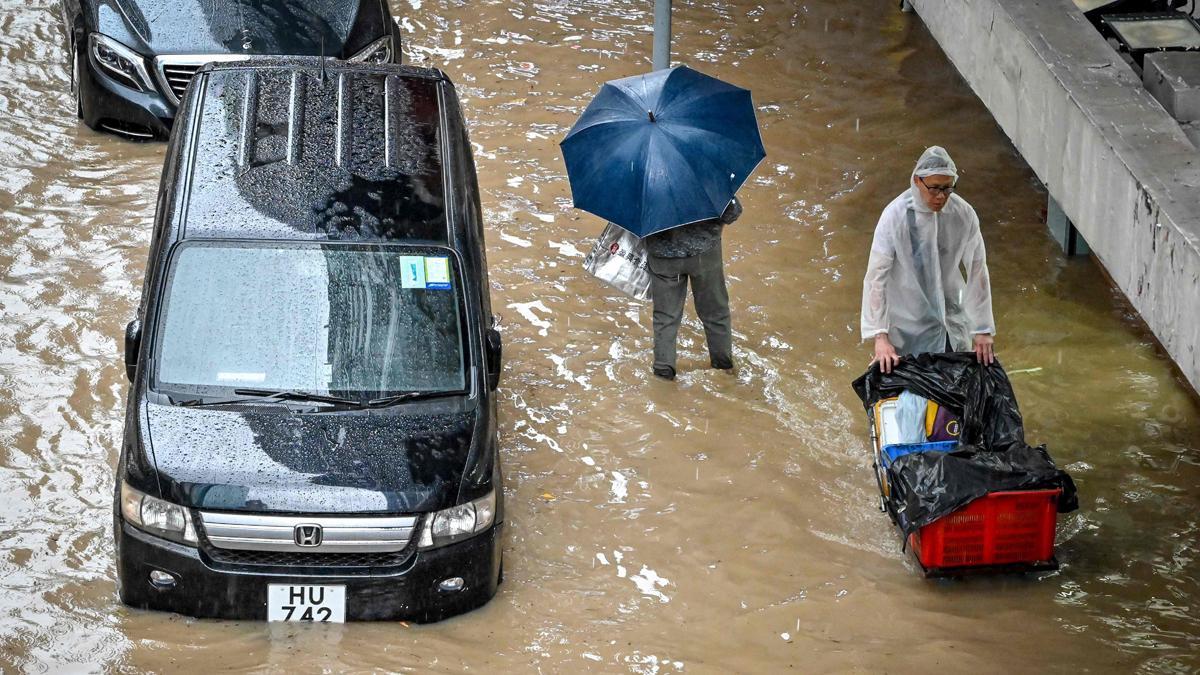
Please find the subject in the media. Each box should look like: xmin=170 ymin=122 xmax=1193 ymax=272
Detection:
xmin=115 ymin=58 xmax=505 ymax=622
xmin=58 ymin=0 xmax=403 ymax=140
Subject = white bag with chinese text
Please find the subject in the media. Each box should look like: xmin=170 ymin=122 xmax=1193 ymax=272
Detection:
xmin=583 ymin=222 xmax=652 ymax=301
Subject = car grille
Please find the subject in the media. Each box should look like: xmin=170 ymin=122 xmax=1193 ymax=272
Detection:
xmin=160 ymin=62 xmax=202 ymax=104
xmin=195 ymin=510 xmax=421 ymax=569
xmin=155 ymin=55 xmax=254 ymax=106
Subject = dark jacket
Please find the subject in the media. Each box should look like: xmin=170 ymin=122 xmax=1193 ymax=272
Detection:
xmin=644 ymin=197 xmax=742 ymax=259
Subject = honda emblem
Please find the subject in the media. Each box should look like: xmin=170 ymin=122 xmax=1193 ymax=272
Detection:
xmin=294 ymin=524 xmax=323 ymax=547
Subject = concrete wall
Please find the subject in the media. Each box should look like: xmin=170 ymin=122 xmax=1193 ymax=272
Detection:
xmin=910 ymin=0 xmax=1200 ymax=393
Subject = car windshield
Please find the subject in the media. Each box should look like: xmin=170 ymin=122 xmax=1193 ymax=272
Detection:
xmin=153 ymin=241 xmax=466 ymax=398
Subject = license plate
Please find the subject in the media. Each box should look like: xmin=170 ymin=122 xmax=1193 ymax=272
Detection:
xmin=267 ymin=584 xmax=345 ymax=623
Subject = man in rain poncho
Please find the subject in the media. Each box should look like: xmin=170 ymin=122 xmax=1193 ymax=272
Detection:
xmin=861 ymin=146 xmax=995 ymax=373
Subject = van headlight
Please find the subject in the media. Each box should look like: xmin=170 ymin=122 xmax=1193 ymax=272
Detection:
xmin=418 ymin=489 xmax=495 ymax=549
xmin=348 ymin=35 xmax=393 ymax=63
xmin=120 ymin=481 xmax=198 ymax=546
xmin=88 ymin=34 xmax=154 ymax=92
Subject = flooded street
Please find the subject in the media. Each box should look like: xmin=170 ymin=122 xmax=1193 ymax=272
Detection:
xmin=2 ymin=0 xmax=1199 ymax=671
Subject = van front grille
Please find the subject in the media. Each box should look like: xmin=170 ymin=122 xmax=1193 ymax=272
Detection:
xmin=197 ymin=511 xmax=419 ymax=553
xmin=195 ymin=511 xmax=422 ymax=570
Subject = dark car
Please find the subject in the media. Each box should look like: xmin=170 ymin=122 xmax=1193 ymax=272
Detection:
xmin=59 ymin=0 xmax=402 ymax=140
xmin=116 ymin=58 xmax=504 ymax=622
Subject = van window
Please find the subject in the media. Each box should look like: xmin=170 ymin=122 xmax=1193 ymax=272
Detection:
xmin=154 ymin=241 xmax=466 ymax=397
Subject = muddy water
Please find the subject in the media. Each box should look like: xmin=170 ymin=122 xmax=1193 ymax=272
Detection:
xmin=1 ymin=0 xmax=1198 ymax=672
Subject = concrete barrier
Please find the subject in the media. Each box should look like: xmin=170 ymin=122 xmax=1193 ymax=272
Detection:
xmin=910 ymin=0 xmax=1200 ymax=394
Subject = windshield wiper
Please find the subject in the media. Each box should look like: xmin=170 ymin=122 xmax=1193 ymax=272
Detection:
xmin=176 ymin=388 xmax=360 ymax=408
xmin=234 ymin=388 xmax=362 ymax=406
xmin=365 ymin=390 xmax=464 ymax=408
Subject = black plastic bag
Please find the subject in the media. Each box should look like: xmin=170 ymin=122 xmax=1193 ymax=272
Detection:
xmin=852 ymin=352 xmax=1026 ymax=451
xmin=851 ymin=353 xmax=1077 ymax=537
xmin=886 ymin=442 xmax=1078 ymax=536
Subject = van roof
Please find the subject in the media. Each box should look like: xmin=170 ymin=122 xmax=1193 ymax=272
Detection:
xmin=176 ymin=59 xmax=454 ymax=245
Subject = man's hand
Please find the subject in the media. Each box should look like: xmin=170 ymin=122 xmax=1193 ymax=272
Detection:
xmin=973 ymin=333 xmax=995 ymax=366
xmin=872 ymin=334 xmax=900 ymax=374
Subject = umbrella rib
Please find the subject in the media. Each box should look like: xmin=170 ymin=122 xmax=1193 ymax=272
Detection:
xmin=659 ymin=83 xmax=746 ymax=116
xmin=564 ymin=122 xmax=653 ymax=230
xmin=563 ymin=84 xmax=649 ymax=141
xmin=636 ymin=129 xmax=727 ymax=231
xmin=635 ymin=130 xmax=657 ymax=231
xmin=658 ymin=122 xmax=764 ymax=176
xmin=564 ymin=117 xmax=646 ymax=140
xmin=597 ymin=82 xmax=649 ymax=116
xmin=658 ymin=91 xmax=757 ymax=130
xmin=663 ymin=121 xmax=760 ymax=152
xmin=655 ymin=131 xmax=725 ymax=215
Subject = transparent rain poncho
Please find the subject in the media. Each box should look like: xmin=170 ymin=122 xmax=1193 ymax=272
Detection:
xmin=861 ymin=146 xmax=995 ymax=355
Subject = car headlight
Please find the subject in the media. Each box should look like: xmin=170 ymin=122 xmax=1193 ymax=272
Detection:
xmin=348 ymin=35 xmax=393 ymax=64
xmin=88 ymin=33 xmax=154 ymax=92
xmin=418 ymin=489 xmax=495 ymax=549
xmin=120 ymin=481 xmax=198 ymax=546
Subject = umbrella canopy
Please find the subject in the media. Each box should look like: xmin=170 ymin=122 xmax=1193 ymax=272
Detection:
xmin=560 ymin=65 xmax=765 ymax=238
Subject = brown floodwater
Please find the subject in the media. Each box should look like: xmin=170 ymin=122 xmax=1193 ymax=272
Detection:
xmin=1 ymin=0 xmax=1198 ymax=672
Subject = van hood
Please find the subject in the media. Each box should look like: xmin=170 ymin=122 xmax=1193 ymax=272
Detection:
xmin=144 ymin=402 xmax=476 ymax=514
xmin=101 ymin=0 xmax=374 ymax=57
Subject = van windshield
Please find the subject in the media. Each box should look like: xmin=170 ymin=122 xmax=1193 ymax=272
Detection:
xmin=153 ymin=241 xmax=467 ymax=398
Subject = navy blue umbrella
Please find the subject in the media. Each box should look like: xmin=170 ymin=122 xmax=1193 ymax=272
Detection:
xmin=560 ymin=65 xmax=765 ymax=238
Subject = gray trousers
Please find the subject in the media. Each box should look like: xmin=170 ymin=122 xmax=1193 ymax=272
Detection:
xmin=647 ymin=242 xmax=733 ymax=371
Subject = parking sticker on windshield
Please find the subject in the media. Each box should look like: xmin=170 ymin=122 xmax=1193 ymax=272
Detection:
xmin=400 ymin=256 xmax=426 ymax=289
xmin=424 ymin=256 xmax=451 ymax=290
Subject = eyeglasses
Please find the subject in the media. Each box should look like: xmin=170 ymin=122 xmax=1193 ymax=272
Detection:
xmin=918 ymin=177 xmax=955 ymax=196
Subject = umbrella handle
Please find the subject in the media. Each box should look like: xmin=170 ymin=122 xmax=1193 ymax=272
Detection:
xmin=648 ymin=111 xmax=656 ymax=123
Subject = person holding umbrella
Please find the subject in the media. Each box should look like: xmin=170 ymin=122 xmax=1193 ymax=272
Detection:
xmin=642 ymin=196 xmax=742 ymax=379
xmin=560 ymin=65 xmax=765 ymax=380
xmin=861 ymin=146 xmax=996 ymax=373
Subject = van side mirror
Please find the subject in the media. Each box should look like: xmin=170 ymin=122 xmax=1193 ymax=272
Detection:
xmin=485 ymin=325 xmax=502 ymax=391
xmin=124 ymin=319 xmax=142 ymax=382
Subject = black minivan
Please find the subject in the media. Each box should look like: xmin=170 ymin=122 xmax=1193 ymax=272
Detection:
xmin=116 ymin=58 xmax=504 ymax=622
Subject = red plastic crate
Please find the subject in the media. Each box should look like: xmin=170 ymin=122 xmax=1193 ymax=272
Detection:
xmin=909 ymin=489 xmax=1061 ymax=570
